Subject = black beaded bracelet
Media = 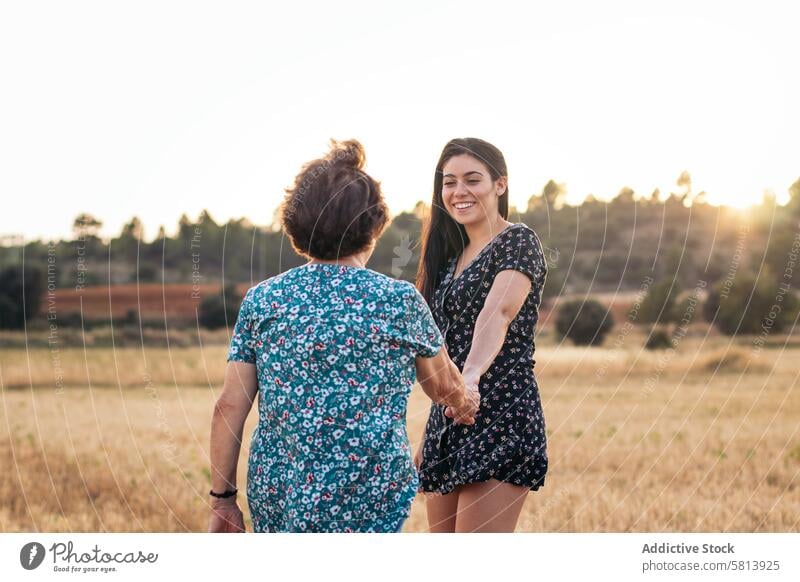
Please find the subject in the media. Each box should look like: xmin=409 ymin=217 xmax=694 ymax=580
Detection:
xmin=209 ymin=488 xmax=237 ymax=499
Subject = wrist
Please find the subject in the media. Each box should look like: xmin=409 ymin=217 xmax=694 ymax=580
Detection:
xmin=210 ymin=487 xmax=238 ymax=499
xmin=211 ymin=495 xmax=238 ymax=508
xmin=462 ymin=369 xmax=481 ymax=386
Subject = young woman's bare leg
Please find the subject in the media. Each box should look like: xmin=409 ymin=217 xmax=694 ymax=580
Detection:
xmin=424 ymin=490 xmax=461 ymax=532
xmin=454 ymin=479 xmax=529 ymax=532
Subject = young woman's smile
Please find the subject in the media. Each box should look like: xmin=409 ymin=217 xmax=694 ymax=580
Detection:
xmin=452 ymin=199 xmax=477 ymax=213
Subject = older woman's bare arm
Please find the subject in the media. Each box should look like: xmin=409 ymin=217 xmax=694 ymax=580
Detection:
xmin=412 ymin=347 xmax=479 ymax=470
xmin=208 ymin=361 xmax=258 ymax=532
xmin=415 ymin=348 xmax=477 ymax=425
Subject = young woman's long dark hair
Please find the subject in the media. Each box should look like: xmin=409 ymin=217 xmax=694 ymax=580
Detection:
xmin=416 ymin=137 xmax=509 ymax=304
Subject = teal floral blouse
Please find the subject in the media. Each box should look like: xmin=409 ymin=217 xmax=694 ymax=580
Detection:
xmin=227 ymin=263 xmax=444 ymax=532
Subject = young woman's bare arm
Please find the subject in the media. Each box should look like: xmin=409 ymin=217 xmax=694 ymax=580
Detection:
xmin=460 ymin=269 xmax=532 ymax=387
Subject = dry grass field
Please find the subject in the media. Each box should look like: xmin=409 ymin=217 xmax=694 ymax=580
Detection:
xmin=1 ymin=330 xmax=798 ymax=532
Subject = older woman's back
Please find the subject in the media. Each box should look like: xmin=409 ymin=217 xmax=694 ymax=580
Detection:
xmin=228 ymin=262 xmax=442 ymax=532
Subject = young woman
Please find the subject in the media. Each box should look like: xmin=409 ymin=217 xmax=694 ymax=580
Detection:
xmin=414 ymin=137 xmax=549 ymax=532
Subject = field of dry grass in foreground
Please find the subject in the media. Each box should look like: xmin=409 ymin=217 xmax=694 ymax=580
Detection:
xmin=1 ymin=334 xmax=798 ymax=532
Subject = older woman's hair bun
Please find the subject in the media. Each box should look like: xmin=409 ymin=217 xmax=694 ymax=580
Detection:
xmin=329 ymin=138 xmax=366 ymax=171
xmin=279 ymin=138 xmax=389 ymax=261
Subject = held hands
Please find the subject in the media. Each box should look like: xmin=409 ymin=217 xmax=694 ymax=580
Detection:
xmin=443 ymin=374 xmax=480 ymax=425
xmin=208 ymin=497 xmax=245 ymax=533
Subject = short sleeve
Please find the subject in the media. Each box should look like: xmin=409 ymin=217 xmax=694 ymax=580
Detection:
xmin=494 ymin=226 xmax=547 ymax=283
xmin=397 ymin=283 xmax=444 ymax=358
xmin=227 ymin=286 xmax=258 ymax=364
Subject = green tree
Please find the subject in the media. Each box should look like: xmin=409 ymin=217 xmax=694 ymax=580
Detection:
xmin=528 ymin=180 xmax=566 ymax=212
xmin=72 ymin=213 xmax=103 ymax=239
xmin=610 ymin=186 xmax=635 ymax=208
xmin=702 ymin=284 xmax=721 ymax=323
xmin=787 ymin=177 xmax=800 ymax=217
xmin=639 ymin=279 xmax=680 ymax=324
xmin=715 ymin=268 xmax=798 ymax=335
xmin=764 ymin=227 xmax=798 ymax=289
xmin=112 ymin=216 xmax=145 ymax=264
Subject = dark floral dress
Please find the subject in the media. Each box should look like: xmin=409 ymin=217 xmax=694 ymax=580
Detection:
xmin=417 ymin=223 xmax=549 ymax=495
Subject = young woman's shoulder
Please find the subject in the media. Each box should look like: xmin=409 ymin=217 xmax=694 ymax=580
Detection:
xmin=503 ymin=222 xmax=543 ymax=248
xmin=493 ymin=222 xmax=547 ymax=280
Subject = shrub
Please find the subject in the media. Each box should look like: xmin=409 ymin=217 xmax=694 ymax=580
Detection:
xmin=645 ymin=328 xmax=672 ymax=350
xmin=198 ymin=284 xmax=242 ymax=330
xmin=0 ymin=265 xmax=44 ymax=329
xmin=555 ymin=298 xmax=614 ymax=346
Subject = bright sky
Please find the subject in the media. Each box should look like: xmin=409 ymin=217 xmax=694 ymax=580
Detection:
xmin=2 ymin=0 xmax=799 ymax=242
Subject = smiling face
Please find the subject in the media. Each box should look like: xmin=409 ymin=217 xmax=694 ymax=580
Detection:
xmin=440 ymin=153 xmax=507 ymax=227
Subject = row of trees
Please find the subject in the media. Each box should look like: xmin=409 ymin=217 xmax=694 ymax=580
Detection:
xmin=1 ymin=173 xmax=799 ymax=335
xmin=2 ymin=259 xmax=796 ymax=344
xmin=3 ymin=174 xmax=799 ymax=298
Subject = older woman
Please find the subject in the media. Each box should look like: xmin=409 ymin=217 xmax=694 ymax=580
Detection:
xmin=208 ymin=139 xmax=478 ymax=533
